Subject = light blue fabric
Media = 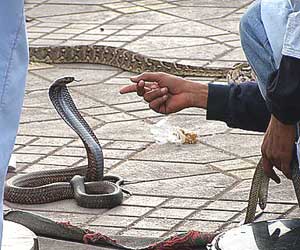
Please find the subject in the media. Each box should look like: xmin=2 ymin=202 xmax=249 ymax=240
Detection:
xmin=241 ymin=0 xmax=300 ymax=201
xmin=240 ymin=0 xmax=277 ymax=98
xmin=261 ymin=0 xmax=300 ymax=67
xmin=0 ymin=0 xmax=28 ymax=248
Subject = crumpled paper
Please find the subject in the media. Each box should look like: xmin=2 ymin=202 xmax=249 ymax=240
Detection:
xmin=150 ymin=119 xmax=198 ymax=145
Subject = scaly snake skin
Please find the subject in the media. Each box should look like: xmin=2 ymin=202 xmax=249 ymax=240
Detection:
xmin=245 ymin=149 xmax=300 ymax=224
xmin=5 ymin=77 xmax=124 ymax=208
xmin=29 ymin=45 xmax=255 ymax=82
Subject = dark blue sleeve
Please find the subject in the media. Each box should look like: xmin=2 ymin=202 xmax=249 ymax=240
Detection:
xmin=206 ymin=82 xmax=270 ymax=132
xmin=266 ymin=55 xmax=300 ymax=124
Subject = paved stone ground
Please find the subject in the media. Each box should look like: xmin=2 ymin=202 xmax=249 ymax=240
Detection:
xmin=5 ymin=0 xmax=300 ymax=246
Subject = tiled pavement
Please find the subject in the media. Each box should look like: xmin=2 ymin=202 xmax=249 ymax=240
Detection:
xmin=5 ymin=0 xmax=300 ymax=245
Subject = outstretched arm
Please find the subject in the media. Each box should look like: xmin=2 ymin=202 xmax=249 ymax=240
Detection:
xmin=120 ymin=72 xmax=208 ymax=113
xmin=120 ymin=72 xmax=270 ymax=132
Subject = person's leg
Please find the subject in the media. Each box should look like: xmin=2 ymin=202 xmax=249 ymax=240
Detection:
xmin=241 ymin=1 xmax=300 ymax=205
xmin=239 ymin=0 xmax=277 ymax=99
xmin=0 ymin=0 xmax=28 ymax=247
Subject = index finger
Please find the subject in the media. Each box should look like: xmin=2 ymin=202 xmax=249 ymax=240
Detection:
xmin=130 ymin=72 xmax=162 ymax=83
xmin=119 ymin=81 xmax=158 ymax=95
xmin=119 ymin=84 xmax=138 ymax=94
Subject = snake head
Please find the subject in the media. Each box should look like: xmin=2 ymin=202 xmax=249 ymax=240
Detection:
xmin=52 ymin=76 xmax=77 ymax=87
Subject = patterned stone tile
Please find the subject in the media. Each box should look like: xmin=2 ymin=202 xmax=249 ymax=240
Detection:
xmin=228 ymin=168 xmax=255 ymax=180
xmin=13 ymin=153 xmax=45 ymax=164
xmin=201 ymin=133 xmax=263 ymax=157
xmin=32 ymin=67 xmax=120 ymax=86
xmin=28 ymin=32 xmax=44 ymax=39
xmin=135 ymin=44 xmax=230 ymax=61
xmin=24 ymin=164 xmax=69 ymax=172
xmin=190 ymin=209 xmax=237 ymax=221
xmin=38 ymin=11 xmax=120 ymax=24
xmin=31 ymin=137 xmax=73 ymax=147
xmin=221 ymin=176 xmax=297 ymax=204
xmin=49 ymin=0 xmax=117 ymax=4
xmin=124 ymin=173 xmax=236 ymax=198
xmin=218 ymin=47 xmax=247 ymax=61
xmin=95 ymin=112 xmax=135 ymax=123
xmin=125 ymin=36 xmax=212 ymax=53
xmin=110 ymin=11 xmax=183 ymax=25
xmin=177 ymin=220 xmax=223 ymax=232
xmin=54 ymin=146 xmax=86 ymax=157
xmin=19 ymin=119 xmax=76 ymax=137
xmin=118 ymin=6 xmax=149 ymax=14
xmin=128 ymin=110 xmax=164 ymax=119
xmin=94 ymin=120 xmax=154 ymax=141
xmin=131 ymin=142 xmax=234 ymax=164
xmin=91 ymin=215 xmax=138 ymax=227
xmin=27 ymin=4 xmax=105 ymax=18
xmin=176 ymin=0 xmax=251 ymax=7
xmin=16 ymin=145 xmax=56 ymax=155
xmin=106 ymin=205 xmax=152 ymax=217
xmin=206 ymin=200 xmax=248 ymax=211
xmin=35 ymin=22 xmax=67 ymax=28
xmin=107 ymin=141 xmax=149 ymax=151
xmin=15 ymin=135 xmax=37 ymax=145
xmin=43 ymin=33 xmax=75 ymax=40
xmin=103 ymin=2 xmax=135 ymax=9
xmin=285 ymin=207 xmax=300 ymax=218
xmin=202 ymin=17 xmax=241 ymax=34
xmin=149 ymin=208 xmax=195 ymax=219
xmin=30 ymin=39 xmax=64 ymax=46
xmin=210 ymin=159 xmax=255 ymax=171
xmin=53 ymin=28 xmax=81 ymax=35
xmin=122 ymin=196 xmax=167 ymax=207
xmin=72 ymin=34 xmax=106 ymax=41
xmin=162 ymin=6 xmax=236 ymax=21
xmin=147 ymin=3 xmax=177 ymax=10
xmin=103 ymin=148 xmax=136 ymax=159
xmin=162 ymin=198 xmax=208 ymax=209
xmin=109 ymin=160 xmax=216 ymax=182
xmin=20 ymin=107 xmax=58 ymax=123
xmin=74 ymin=84 xmax=142 ymax=105
xmin=37 ymin=154 xmax=83 ymax=166
xmin=132 ymin=217 xmax=180 ymax=230
xmin=28 ymin=26 xmax=57 ymax=33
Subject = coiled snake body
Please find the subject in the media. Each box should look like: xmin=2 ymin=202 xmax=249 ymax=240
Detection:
xmin=5 ymin=77 xmax=123 ymax=208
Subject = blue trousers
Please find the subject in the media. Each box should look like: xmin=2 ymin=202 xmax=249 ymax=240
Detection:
xmin=239 ymin=0 xmax=277 ymax=99
xmin=0 ymin=0 xmax=28 ymax=247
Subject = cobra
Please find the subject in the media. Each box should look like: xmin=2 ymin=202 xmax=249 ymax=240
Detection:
xmin=5 ymin=77 xmax=125 ymax=208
